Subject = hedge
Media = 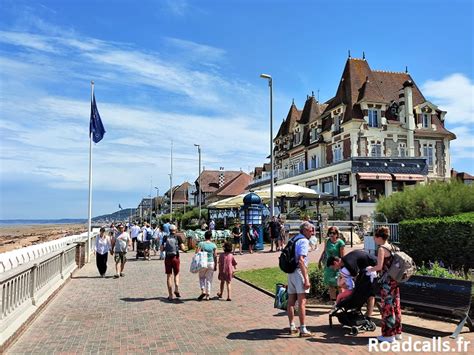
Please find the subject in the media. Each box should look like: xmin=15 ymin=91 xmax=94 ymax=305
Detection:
xmin=399 ymin=212 xmax=474 ymax=272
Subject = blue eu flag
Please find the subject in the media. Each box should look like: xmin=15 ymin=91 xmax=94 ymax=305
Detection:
xmin=90 ymin=93 xmax=105 ymax=143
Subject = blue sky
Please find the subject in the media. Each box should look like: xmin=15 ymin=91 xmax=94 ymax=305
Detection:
xmin=0 ymin=0 xmax=473 ymax=219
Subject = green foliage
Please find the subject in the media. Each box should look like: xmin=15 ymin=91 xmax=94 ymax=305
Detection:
xmin=333 ymin=208 xmax=347 ymax=220
xmin=399 ymin=212 xmax=474 ymax=272
xmin=377 ymin=180 xmax=474 ymax=223
xmin=309 ymin=265 xmax=329 ymax=299
xmin=416 ymin=261 xmax=464 ymax=280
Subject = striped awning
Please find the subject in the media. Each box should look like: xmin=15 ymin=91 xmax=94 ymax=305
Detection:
xmin=392 ymin=174 xmax=425 ymax=181
xmin=357 ymin=173 xmax=392 ymax=180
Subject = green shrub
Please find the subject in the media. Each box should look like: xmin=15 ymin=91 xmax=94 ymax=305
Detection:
xmin=309 ymin=265 xmax=329 ymax=299
xmin=377 ymin=180 xmax=474 ymax=223
xmin=399 ymin=212 xmax=474 ymax=273
xmin=415 ymin=261 xmax=464 ymax=280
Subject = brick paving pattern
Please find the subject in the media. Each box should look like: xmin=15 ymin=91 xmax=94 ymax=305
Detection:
xmin=6 ymin=244 xmax=473 ymax=354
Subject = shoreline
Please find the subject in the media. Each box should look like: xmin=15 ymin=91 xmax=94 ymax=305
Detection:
xmin=0 ymin=223 xmax=87 ymax=254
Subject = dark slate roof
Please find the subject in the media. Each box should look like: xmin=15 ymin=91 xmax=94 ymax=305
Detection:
xmin=276 ymin=101 xmax=301 ymax=138
xmin=351 ymin=157 xmax=428 ymax=175
xmin=298 ymin=95 xmax=325 ymax=125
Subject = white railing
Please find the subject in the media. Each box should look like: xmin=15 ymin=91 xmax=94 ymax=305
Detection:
xmin=0 ymin=234 xmax=96 ymax=346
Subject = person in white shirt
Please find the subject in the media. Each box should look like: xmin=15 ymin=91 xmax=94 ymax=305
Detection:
xmin=95 ymin=227 xmax=111 ymax=277
xmin=129 ymin=222 xmax=141 ymax=251
xmin=287 ymin=221 xmax=313 ymax=338
xmin=111 ymin=223 xmax=132 ymax=278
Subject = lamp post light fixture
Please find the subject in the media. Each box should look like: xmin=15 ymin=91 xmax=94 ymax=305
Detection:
xmin=194 ymin=144 xmax=202 ymax=220
xmin=260 ymin=73 xmax=274 ymax=219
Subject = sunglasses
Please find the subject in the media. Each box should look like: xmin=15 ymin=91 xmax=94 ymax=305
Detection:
xmin=328 ymin=231 xmax=337 ymax=235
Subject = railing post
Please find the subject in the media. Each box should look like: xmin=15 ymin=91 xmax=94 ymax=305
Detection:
xmin=30 ymin=264 xmax=37 ymax=306
xmin=60 ymin=251 xmax=64 ymax=279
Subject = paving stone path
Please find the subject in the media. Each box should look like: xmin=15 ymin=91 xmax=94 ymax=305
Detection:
xmin=6 ymin=245 xmax=472 ymax=354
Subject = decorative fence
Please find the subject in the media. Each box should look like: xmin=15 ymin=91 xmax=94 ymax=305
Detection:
xmin=0 ymin=233 xmax=97 ymax=347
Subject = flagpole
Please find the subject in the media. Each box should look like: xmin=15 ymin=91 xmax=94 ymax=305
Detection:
xmin=87 ymin=80 xmax=94 ymax=263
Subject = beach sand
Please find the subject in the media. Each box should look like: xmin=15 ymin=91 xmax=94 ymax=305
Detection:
xmin=0 ymin=224 xmax=87 ymax=253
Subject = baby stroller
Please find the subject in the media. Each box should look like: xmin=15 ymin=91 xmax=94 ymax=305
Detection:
xmin=136 ymin=240 xmax=150 ymax=260
xmin=329 ymin=272 xmax=377 ymax=335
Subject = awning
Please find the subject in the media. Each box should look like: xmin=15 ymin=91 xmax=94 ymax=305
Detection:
xmin=392 ymin=174 xmax=425 ymax=181
xmin=357 ymin=173 xmax=392 ymax=180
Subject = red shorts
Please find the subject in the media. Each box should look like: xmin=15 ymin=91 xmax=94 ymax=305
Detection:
xmin=164 ymin=256 xmax=180 ymax=275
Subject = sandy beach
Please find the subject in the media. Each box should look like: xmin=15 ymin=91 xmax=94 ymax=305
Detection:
xmin=0 ymin=224 xmax=87 ymax=253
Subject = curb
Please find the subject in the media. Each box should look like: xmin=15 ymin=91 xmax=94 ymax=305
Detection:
xmin=233 ymin=275 xmax=275 ymax=298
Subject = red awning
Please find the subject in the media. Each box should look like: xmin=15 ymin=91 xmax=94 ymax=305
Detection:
xmin=392 ymin=174 xmax=425 ymax=181
xmin=357 ymin=173 xmax=392 ymax=180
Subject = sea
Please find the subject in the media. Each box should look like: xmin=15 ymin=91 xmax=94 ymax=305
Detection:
xmin=0 ymin=219 xmax=87 ymax=227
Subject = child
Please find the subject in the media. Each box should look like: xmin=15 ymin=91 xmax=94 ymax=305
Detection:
xmin=336 ymin=267 xmax=354 ymax=304
xmin=217 ymin=241 xmax=237 ymax=301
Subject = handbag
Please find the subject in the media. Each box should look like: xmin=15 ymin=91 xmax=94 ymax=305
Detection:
xmin=190 ymin=251 xmax=208 ymax=273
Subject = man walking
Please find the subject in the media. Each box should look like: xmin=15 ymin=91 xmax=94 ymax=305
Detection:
xmin=111 ymin=223 xmax=132 ymax=278
xmin=287 ymin=221 xmax=313 ymax=337
xmin=269 ymin=216 xmax=281 ymax=252
xmin=160 ymin=224 xmax=185 ymax=301
xmin=129 ymin=222 xmax=141 ymax=251
xmin=232 ymin=221 xmax=243 ymax=255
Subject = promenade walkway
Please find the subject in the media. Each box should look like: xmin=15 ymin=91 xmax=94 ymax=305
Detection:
xmin=6 ymin=244 xmax=473 ymax=354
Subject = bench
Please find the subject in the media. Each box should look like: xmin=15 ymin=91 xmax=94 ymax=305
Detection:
xmin=378 ymin=275 xmax=473 ymax=339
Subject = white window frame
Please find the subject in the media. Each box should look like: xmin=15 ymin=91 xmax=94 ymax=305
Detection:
xmin=398 ymin=143 xmax=407 ymax=157
xmin=369 ymin=141 xmax=382 ymax=157
xmin=310 ymin=127 xmax=319 ymax=143
xmin=368 ymin=109 xmax=379 ymax=127
xmin=334 ymin=115 xmax=341 ymax=132
xmin=310 ymin=155 xmax=320 ymax=169
xmin=422 ymin=113 xmax=431 ymax=128
xmin=333 ymin=143 xmax=343 ymax=162
xmin=422 ymin=143 xmax=434 ymax=170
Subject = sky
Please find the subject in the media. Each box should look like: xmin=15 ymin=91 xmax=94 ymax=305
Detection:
xmin=0 ymin=0 xmax=473 ymax=219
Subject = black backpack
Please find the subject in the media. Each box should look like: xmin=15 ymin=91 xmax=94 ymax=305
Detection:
xmin=279 ymin=235 xmax=304 ymax=273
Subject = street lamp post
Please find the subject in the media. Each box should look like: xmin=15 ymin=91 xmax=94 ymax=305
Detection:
xmin=260 ymin=73 xmax=274 ymax=218
xmin=169 ymin=173 xmax=173 ymax=222
xmin=194 ymin=144 xmax=202 ymax=221
xmin=154 ymin=186 xmax=159 ymax=218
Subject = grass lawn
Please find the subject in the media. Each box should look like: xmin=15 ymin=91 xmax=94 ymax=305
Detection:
xmin=235 ymin=263 xmax=319 ymax=294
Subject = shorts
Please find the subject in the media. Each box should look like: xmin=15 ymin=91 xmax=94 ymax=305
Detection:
xmin=287 ymin=268 xmax=310 ymax=295
xmin=164 ymin=255 xmax=180 ymax=275
xmin=233 ymin=237 xmax=241 ymax=245
xmin=114 ymin=251 xmax=127 ymax=264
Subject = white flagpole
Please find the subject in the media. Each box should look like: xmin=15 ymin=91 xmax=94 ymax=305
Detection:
xmin=87 ymin=80 xmax=94 ymax=263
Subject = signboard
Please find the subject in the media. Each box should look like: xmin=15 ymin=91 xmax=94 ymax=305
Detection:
xmin=338 ymin=173 xmax=350 ymax=186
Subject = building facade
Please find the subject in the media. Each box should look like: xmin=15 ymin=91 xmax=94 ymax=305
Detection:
xmin=248 ymin=57 xmax=456 ymax=218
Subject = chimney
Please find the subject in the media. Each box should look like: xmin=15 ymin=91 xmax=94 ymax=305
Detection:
xmin=403 ymin=80 xmax=415 ymax=157
xmin=219 ymin=167 xmax=225 ymax=187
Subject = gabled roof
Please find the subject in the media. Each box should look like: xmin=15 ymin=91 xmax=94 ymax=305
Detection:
xmin=172 ymin=182 xmax=191 ymax=203
xmin=298 ymin=95 xmax=325 ymax=125
xmin=196 ymin=170 xmax=242 ymax=193
xmin=207 ymin=172 xmax=252 ymax=199
xmin=276 ymin=101 xmax=301 ymax=138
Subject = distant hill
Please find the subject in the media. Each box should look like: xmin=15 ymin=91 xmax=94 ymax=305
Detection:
xmin=92 ymin=208 xmax=136 ymax=222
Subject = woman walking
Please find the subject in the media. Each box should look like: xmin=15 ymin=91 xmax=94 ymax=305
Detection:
xmin=95 ymin=227 xmax=111 ymax=277
xmin=217 ymin=241 xmax=237 ymax=301
xmin=367 ymin=226 xmax=402 ymax=343
xmin=318 ymin=226 xmax=345 ymax=301
xmin=196 ymin=231 xmax=217 ymax=301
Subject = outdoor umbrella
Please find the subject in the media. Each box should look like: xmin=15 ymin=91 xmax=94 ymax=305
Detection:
xmin=254 ymin=183 xmax=319 ymax=199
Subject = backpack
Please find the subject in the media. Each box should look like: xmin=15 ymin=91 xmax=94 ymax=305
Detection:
xmin=164 ymin=235 xmax=179 ymax=256
xmin=279 ymin=235 xmax=304 ymax=273
xmin=146 ymin=229 xmax=154 ymax=241
xmin=381 ymin=244 xmax=416 ymax=283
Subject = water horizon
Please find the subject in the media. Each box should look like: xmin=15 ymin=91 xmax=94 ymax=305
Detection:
xmin=0 ymin=219 xmax=87 ymax=227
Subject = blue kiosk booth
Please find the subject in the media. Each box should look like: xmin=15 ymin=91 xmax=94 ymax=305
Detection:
xmin=240 ymin=192 xmax=265 ymax=251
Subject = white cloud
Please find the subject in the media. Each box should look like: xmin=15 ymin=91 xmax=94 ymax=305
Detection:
xmin=164 ymin=0 xmax=189 ymax=16
xmin=422 ymin=73 xmax=474 ymax=124
xmin=422 ymin=73 xmax=474 ymax=171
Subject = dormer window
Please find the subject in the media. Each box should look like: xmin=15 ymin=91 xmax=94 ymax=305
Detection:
xmin=334 ymin=115 xmax=341 ymax=132
xmin=422 ymin=113 xmax=431 ymax=128
xmin=368 ymin=109 xmax=379 ymax=127
xmin=310 ymin=127 xmax=319 ymax=143
xmin=293 ymin=131 xmax=302 ymax=145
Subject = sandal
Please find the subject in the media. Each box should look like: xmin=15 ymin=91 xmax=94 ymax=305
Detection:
xmin=174 ymin=291 xmax=181 ymax=298
xmin=217 ymin=293 xmax=222 ymax=298
xmin=226 ymin=298 xmax=231 ymax=301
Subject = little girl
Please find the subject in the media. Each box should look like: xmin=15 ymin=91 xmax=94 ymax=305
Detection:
xmin=217 ymin=241 xmax=237 ymax=301
xmin=336 ymin=267 xmax=354 ymax=304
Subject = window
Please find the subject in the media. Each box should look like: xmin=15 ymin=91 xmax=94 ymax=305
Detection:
xmin=368 ymin=109 xmax=378 ymax=127
xmin=370 ymin=141 xmax=382 ymax=157
xmin=322 ymin=181 xmax=334 ymax=194
xmin=422 ymin=144 xmax=434 ymax=169
xmin=310 ymin=127 xmax=319 ymax=142
xmin=293 ymin=131 xmax=301 ymax=145
xmin=334 ymin=115 xmax=340 ymax=132
xmin=333 ymin=143 xmax=343 ymax=162
xmin=422 ymin=113 xmax=431 ymax=128
xmin=298 ymin=160 xmax=305 ymax=172
xmin=357 ymin=180 xmax=385 ymax=203
xmin=398 ymin=143 xmax=407 ymax=157
xmin=310 ymin=155 xmax=320 ymax=169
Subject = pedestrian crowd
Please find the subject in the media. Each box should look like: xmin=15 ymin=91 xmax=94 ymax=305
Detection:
xmin=94 ymin=218 xmax=402 ymax=344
